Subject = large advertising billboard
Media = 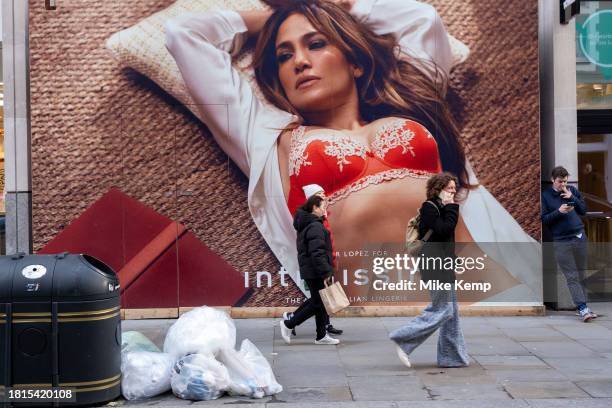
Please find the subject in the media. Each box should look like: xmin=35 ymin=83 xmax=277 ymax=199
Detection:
xmin=29 ymin=0 xmax=541 ymax=313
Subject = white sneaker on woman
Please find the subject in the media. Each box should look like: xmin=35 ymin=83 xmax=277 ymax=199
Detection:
xmin=314 ymin=334 xmax=340 ymax=345
xmin=396 ymin=345 xmax=412 ymax=368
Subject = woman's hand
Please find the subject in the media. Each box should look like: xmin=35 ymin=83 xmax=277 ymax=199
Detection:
xmin=239 ymin=10 xmax=273 ymax=37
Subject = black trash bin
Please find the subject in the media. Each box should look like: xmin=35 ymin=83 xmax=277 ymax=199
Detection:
xmin=0 ymin=253 xmax=121 ymax=406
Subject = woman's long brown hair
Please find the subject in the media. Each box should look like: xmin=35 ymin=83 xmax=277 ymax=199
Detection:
xmin=253 ymin=0 xmax=468 ymax=188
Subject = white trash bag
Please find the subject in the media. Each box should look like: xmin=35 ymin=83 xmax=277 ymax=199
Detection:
xmin=121 ymin=331 xmax=161 ymax=353
xmin=121 ymin=351 xmax=174 ymax=400
xmin=163 ymin=306 xmax=236 ymax=359
xmin=239 ymin=339 xmax=283 ymax=396
xmin=217 ymin=347 xmax=265 ymax=399
xmin=171 ymin=353 xmax=231 ymax=401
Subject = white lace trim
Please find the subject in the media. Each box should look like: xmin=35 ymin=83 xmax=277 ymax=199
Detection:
xmin=372 ymin=119 xmax=416 ymax=159
xmin=289 ymin=126 xmax=312 ymax=177
xmin=289 ymin=126 xmax=368 ymax=176
xmin=327 ymin=168 xmax=433 ymax=206
xmin=323 ymin=139 xmax=368 ymax=172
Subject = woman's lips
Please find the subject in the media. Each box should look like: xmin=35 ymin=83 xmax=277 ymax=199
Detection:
xmin=296 ymin=77 xmax=320 ymax=89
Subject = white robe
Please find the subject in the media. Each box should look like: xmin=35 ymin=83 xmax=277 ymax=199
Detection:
xmin=165 ymin=0 xmax=542 ymax=302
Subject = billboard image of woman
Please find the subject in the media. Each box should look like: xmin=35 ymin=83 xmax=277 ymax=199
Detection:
xmin=30 ymin=0 xmax=541 ymax=309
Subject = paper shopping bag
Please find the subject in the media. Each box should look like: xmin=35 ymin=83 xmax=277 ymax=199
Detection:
xmin=319 ymin=281 xmax=350 ymax=314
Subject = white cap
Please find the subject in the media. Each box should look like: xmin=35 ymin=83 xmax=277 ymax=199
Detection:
xmin=302 ymin=184 xmax=324 ymax=200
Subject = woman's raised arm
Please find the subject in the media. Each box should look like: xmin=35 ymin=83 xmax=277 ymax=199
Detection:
xmin=165 ymin=10 xmax=272 ymax=175
xmin=349 ymin=0 xmax=453 ymax=76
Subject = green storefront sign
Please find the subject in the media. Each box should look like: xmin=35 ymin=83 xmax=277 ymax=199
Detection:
xmin=577 ymin=10 xmax=612 ymax=79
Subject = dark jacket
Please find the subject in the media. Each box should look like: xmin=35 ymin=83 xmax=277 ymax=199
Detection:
xmin=541 ymin=186 xmax=587 ymax=240
xmin=294 ymin=209 xmax=334 ymax=280
xmin=418 ymin=199 xmax=459 ymax=283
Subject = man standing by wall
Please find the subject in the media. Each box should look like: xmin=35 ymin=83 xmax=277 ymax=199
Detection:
xmin=542 ymin=166 xmax=598 ymax=322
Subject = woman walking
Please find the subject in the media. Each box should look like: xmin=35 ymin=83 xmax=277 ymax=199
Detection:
xmin=280 ymin=190 xmax=340 ymax=345
xmin=390 ymin=172 xmax=469 ymax=368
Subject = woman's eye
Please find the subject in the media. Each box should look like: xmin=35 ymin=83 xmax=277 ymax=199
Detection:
xmin=309 ymin=40 xmax=326 ymax=50
xmin=276 ymin=53 xmax=292 ymax=63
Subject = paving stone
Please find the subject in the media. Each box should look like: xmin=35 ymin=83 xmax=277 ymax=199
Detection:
xmin=339 ymin=352 xmax=416 ymax=377
xmin=503 ymin=381 xmax=590 ymax=399
xmin=542 ymin=357 xmax=612 ymax=381
xmin=544 ymin=316 xmax=586 ymax=326
xmin=192 ymin=397 xmax=269 ymax=406
xmin=427 ymin=383 xmax=511 ymax=400
xmin=276 ymin=386 xmax=352 ymax=402
xmin=462 ymin=325 xmax=506 ymax=338
xmin=281 ymin=402 xmax=397 ymax=408
xmin=499 ymin=327 xmax=567 ymax=341
xmin=487 ymin=368 xmax=569 ymax=382
xmin=525 ymin=398 xmax=612 ymax=408
xmin=472 ymin=355 xmax=549 ymax=369
xmin=551 ymin=325 xmax=612 ymax=340
xmin=593 ymin=320 xmax=612 ymax=329
xmin=575 ymin=380 xmax=612 ymax=397
xmin=465 ymin=337 xmax=531 ymax=356
xmin=486 ymin=317 xmax=549 ymax=328
xmin=348 ymin=376 xmax=429 ymax=401
xmin=395 ymin=401 xmax=529 ymax=408
xmin=338 ymin=340 xmax=396 ymax=355
xmin=273 ymin=350 xmax=347 ymax=388
xmin=118 ymin=391 xmax=193 ymax=406
xmin=577 ymin=339 xmax=612 ymax=353
xmin=519 ymin=341 xmax=599 ymax=358
xmin=414 ymin=362 xmax=488 ymax=382
xmin=416 ymin=370 xmax=496 ymax=387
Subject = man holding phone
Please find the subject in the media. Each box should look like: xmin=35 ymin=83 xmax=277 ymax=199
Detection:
xmin=542 ymin=166 xmax=597 ymax=322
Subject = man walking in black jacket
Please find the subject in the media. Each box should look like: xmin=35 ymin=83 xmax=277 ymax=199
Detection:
xmin=542 ymin=166 xmax=597 ymax=322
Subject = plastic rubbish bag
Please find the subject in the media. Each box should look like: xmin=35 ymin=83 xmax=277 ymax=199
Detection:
xmin=121 ymin=351 xmax=174 ymax=400
xmin=217 ymin=347 xmax=265 ymax=399
xmin=171 ymin=353 xmax=230 ymax=401
xmin=121 ymin=331 xmax=161 ymax=353
xmin=239 ymin=340 xmax=283 ymax=395
xmin=163 ymin=306 xmax=236 ymax=359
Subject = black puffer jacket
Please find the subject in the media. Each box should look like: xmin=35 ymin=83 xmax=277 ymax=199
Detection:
xmin=418 ymin=199 xmax=459 ymax=283
xmin=294 ymin=209 xmax=334 ymax=280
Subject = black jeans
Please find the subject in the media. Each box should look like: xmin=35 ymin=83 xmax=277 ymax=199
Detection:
xmin=285 ymin=278 xmax=328 ymax=340
xmin=291 ymin=295 xmax=330 ymax=326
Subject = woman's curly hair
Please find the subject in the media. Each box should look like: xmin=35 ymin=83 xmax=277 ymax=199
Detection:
xmin=426 ymin=172 xmax=458 ymax=201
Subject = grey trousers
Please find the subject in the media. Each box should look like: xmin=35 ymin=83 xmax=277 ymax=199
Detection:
xmin=553 ymin=234 xmax=588 ymax=307
xmin=389 ymin=289 xmax=469 ymax=367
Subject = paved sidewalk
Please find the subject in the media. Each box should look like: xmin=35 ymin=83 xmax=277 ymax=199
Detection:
xmin=110 ymin=303 xmax=612 ymax=407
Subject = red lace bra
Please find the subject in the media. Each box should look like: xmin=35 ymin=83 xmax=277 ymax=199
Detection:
xmin=287 ymin=118 xmax=442 ymax=215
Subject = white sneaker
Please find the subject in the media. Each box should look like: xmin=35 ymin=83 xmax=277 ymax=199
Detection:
xmin=396 ymin=345 xmax=411 ymax=368
xmin=279 ymin=320 xmax=292 ymax=344
xmin=314 ymin=334 xmax=340 ymax=345
xmin=283 ymin=312 xmax=297 ymax=336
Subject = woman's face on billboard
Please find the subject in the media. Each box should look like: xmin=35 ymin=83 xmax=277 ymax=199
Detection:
xmin=275 ymin=13 xmax=361 ymax=113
